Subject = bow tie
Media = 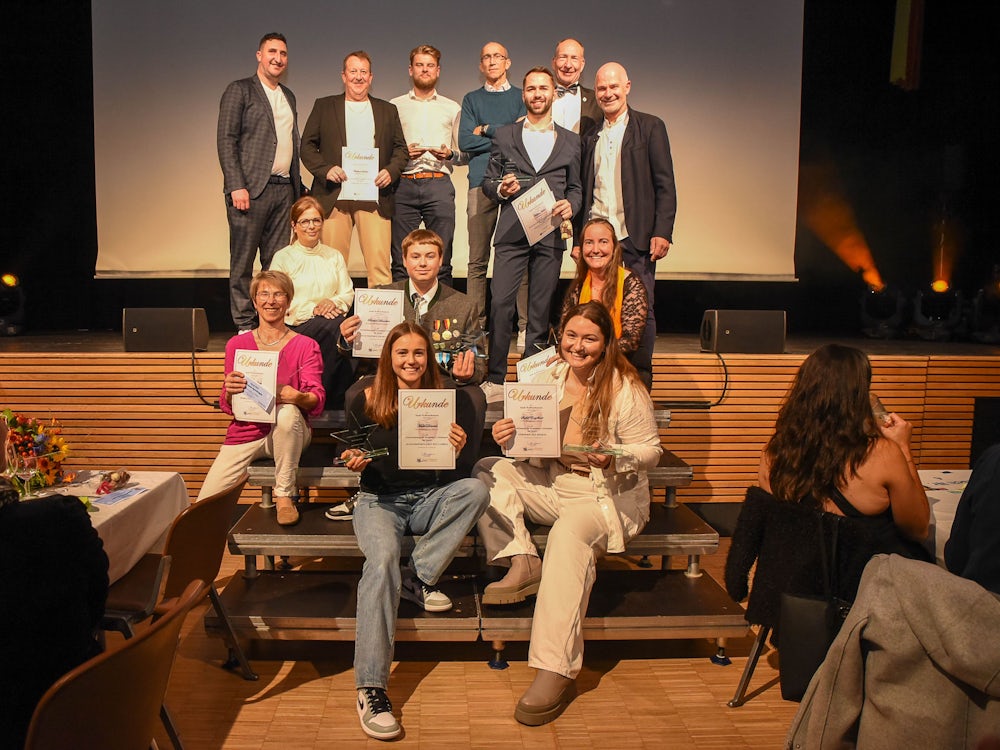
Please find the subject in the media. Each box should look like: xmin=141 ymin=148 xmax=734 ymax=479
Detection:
xmin=556 ymin=83 xmax=580 ymax=97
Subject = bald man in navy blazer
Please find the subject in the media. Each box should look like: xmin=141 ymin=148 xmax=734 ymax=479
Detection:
xmin=217 ymin=33 xmax=301 ymax=331
xmin=479 ymin=67 xmax=582 ymax=400
xmin=576 ymin=62 xmax=676 ymax=388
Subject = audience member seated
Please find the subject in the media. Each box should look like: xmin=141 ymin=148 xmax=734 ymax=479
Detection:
xmin=945 ymin=442 xmax=1000 ymax=594
xmin=338 ymin=228 xmax=485 ymax=386
xmin=197 ymin=270 xmax=324 ymax=526
xmin=726 ymin=344 xmax=933 ymax=641
xmin=269 ymin=195 xmax=355 ymax=408
xmin=474 ymin=302 xmax=661 ymax=726
xmin=1 ymin=420 xmax=110 ymax=750
xmin=561 ymin=219 xmax=649 ymax=385
xmin=787 ymin=554 xmax=1000 ymax=749
xmin=341 ymin=321 xmax=488 ymax=741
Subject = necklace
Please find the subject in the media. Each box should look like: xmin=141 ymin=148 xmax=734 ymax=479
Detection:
xmin=255 ymin=327 xmax=290 ymax=347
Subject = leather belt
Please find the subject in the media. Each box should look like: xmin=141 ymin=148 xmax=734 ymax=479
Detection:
xmin=570 ymin=466 xmax=591 ymax=478
xmin=401 ymin=171 xmax=446 ymax=179
xmin=267 ymin=175 xmax=292 ymax=184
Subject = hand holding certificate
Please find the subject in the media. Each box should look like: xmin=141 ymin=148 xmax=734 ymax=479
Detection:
xmin=230 ymin=349 xmax=278 ymax=423
xmin=397 ymin=389 xmax=456 ymax=470
xmin=339 ymin=147 xmax=380 ymax=201
xmin=512 ymin=179 xmax=561 ymax=246
xmin=353 ymin=288 xmax=405 ymax=358
xmin=503 ymin=383 xmax=560 ymax=458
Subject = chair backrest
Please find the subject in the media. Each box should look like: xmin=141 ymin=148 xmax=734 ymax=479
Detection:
xmin=161 ymin=474 xmax=248 ymax=600
xmin=25 ymin=579 xmax=209 ymax=750
xmin=725 ymin=486 xmax=882 ymax=630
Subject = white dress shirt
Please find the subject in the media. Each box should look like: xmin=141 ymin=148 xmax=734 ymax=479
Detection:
xmin=389 ymin=89 xmax=465 ymax=174
xmin=591 ymin=112 xmax=630 ymax=241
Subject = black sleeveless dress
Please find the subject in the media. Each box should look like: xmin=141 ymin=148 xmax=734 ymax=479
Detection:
xmin=827 ymin=485 xmax=934 ymax=563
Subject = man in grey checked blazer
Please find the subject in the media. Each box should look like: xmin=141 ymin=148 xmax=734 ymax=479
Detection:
xmin=217 ymin=33 xmax=302 ymax=331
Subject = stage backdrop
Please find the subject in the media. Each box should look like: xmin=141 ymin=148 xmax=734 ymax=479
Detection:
xmin=92 ymin=0 xmax=803 ymax=281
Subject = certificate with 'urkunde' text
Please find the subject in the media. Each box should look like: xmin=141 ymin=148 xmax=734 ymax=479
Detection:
xmin=397 ymin=389 xmax=455 ymax=470
xmin=353 ymin=288 xmax=405 ymax=358
xmin=512 ymin=179 xmax=559 ymax=246
xmin=231 ymin=349 xmax=278 ymax=423
xmin=503 ymin=383 xmax=560 ymax=458
xmin=340 ymin=147 xmax=379 ymax=201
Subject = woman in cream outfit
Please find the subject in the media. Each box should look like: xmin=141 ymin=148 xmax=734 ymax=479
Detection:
xmin=475 ymin=301 xmax=661 ymax=726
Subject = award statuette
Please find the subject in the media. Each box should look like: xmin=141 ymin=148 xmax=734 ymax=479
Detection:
xmin=562 ymin=408 xmax=625 ymax=457
xmin=487 ymin=153 xmax=534 ymax=187
xmin=330 ymin=414 xmax=389 ymax=465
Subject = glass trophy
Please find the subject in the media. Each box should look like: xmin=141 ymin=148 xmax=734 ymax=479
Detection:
xmin=330 ymin=413 xmax=389 ymax=464
xmin=561 ymin=407 xmax=625 ymax=456
xmin=487 ymin=153 xmax=534 ymax=186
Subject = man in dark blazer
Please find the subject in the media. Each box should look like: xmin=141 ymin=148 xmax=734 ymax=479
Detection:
xmin=301 ymin=51 xmax=408 ymax=287
xmin=217 ymin=32 xmax=301 ymax=331
xmin=480 ymin=68 xmax=583 ymax=401
xmin=576 ymin=62 xmax=676 ymax=388
xmin=338 ymin=229 xmax=486 ymax=386
xmin=551 ymin=38 xmax=602 ymax=138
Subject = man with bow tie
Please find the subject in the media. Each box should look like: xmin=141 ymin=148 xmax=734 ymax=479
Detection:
xmin=550 ymin=38 xmax=602 ymax=138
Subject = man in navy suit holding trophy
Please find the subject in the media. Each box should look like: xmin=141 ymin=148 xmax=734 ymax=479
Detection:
xmin=479 ymin=67 xmax=582 ymax=403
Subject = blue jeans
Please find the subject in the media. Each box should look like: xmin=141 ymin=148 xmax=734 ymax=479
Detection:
xmin=352 ymin=478 xmax=489 ymax=688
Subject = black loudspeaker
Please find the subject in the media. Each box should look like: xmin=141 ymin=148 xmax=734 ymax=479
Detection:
xmin=700 ymin=310 xmax=786 ymax=354
xmin=123 ymin=308 xmax=209 ymax=352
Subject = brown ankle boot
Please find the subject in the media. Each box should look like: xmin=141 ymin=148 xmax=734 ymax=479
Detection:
xmin=514 ymin=669 xmax=576 ymax=726
xmin=482 ymin=554 xmax=541 ymax=605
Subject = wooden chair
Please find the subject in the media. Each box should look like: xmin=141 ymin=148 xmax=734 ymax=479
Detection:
xmin=25 ymin=579 xmax=208 ymax=750
xmin=102 ymin=474 xmax=255 ymax=680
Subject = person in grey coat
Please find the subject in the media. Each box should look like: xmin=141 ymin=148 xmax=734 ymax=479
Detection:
xmin=787 ymin=554 xmax=1000 ymax=749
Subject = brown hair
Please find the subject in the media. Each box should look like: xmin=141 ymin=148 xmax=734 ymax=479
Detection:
xmin=565 ymin=219 xmax=624 ymax=316
xmin=409 ymin=45 xmax=441 ymax=65
xmin=560 ymin=301 xmax=641 ymax=443
xmin=366 ymin=322 xmax=442 ymax=428
xmin=401 ymin=229 xmax=443 ymax=258
xmin=765 ymin=344 xmax=879 ymax=506
xmin=343 ymin=50 xmax=372 ymax=71
xmin=250 ymin=270 xmax=294 ymax=303
xmin=288 ymin=195 xmax=324 ymax=242
xmin=522 ymin=66 xmax=555 ymax=88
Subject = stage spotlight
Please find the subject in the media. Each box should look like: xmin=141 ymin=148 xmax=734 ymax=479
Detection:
xmin=860 ymin=285 xmax=907 ymax=338
xmin=0 ymin=273 xmax=26 ymax=336
xmin=912 ymin=287 xmax=963 ymax=341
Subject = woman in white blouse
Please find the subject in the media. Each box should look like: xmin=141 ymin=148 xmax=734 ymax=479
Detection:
xmin=270 ymin=196 xmax=355 ymax=407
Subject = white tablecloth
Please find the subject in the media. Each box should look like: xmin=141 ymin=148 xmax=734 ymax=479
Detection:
xmin=919 ymin=469 xmax=972 ymax=565
xmin=59 ymin=470 xmax=190 ymax=584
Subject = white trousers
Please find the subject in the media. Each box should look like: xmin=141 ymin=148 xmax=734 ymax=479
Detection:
xmin=475 ymin=456 xmax=612 ymax=679
xmin=197 ymin=404 xmax=311 ymax=501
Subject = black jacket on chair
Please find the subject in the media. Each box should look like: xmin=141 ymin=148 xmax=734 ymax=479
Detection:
xmin=724 ymin=486 xmax=893 ymax=640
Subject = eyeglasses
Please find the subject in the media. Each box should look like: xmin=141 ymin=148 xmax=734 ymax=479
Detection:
xmin=296 ymin=218 xmax=322 ymax=227
xmin=481 ymin=53 xmax=507 ymax=63
xmin=255 ymin=291 xmax=288 ymax=301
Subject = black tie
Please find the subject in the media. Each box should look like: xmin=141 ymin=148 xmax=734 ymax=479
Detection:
xmin=556 ymin=83 xmax=579 ymax=98
xmin=411 ymin=292 xmax=422 ymax=323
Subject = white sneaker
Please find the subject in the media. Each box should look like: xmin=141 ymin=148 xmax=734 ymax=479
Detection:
xmin=324 ymin=493 xmax=357 ymax=521
xmin=400 ymin=567 xmax=453 ymax=612
xmin=516 ymin=330 xmax=526 ymax=352
xmin=357 ymin=687 xmax=401 ymax=740
xmin=480 ymin=381 xmax=505 ymax=403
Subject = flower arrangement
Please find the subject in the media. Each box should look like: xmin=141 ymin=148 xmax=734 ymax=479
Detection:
xmin=2 ymin=409 xmax=72 ymax=496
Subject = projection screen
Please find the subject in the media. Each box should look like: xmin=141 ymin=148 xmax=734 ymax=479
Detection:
xmin=92 ymin=0 xmax=803 ymax=281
